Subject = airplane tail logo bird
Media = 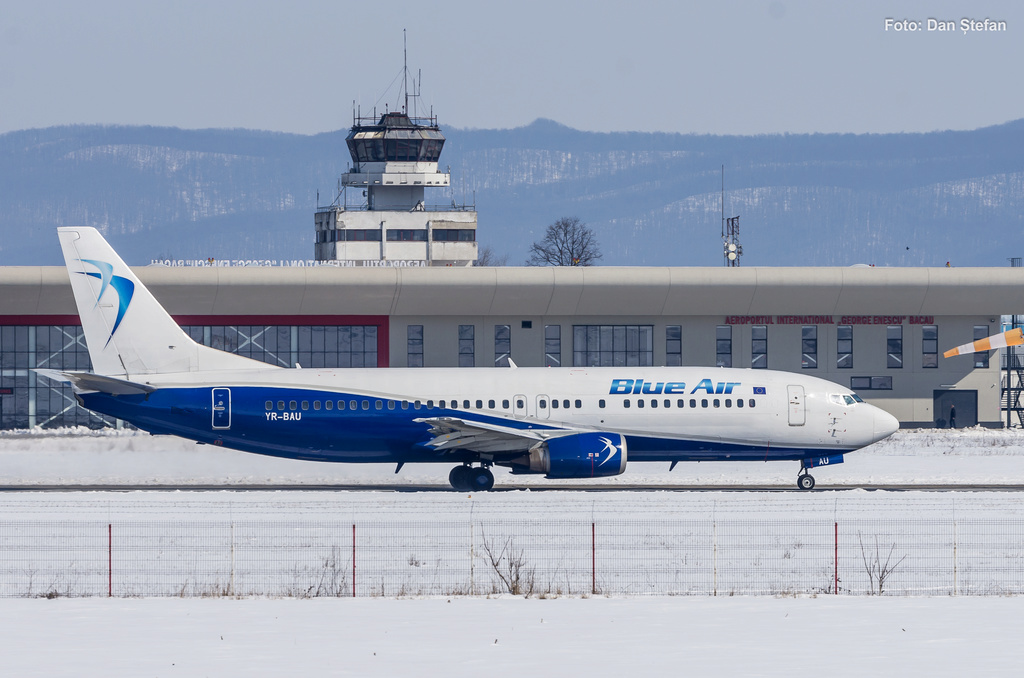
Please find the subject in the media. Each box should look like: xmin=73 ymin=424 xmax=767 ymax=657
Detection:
xmin=77 ymin=258 xmax=135 ymax=346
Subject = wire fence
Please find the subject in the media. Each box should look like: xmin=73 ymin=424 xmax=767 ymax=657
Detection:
xmin=2 ymin=518 xmax=1024 ymax=598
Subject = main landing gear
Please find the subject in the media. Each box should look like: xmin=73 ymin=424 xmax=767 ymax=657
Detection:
xmin=797 ymin=470 xmax=816 ymax=491
xmin=449 ymin=464 xmax=495 ymax=492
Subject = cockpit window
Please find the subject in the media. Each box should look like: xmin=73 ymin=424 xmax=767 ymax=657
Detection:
xmin=851 ymin=393 xmax=864 ymax=403
xmin=830 ymin=393 xmax=860 ymax=406
xmin=843 ymin=395 xmax=856 ymax=405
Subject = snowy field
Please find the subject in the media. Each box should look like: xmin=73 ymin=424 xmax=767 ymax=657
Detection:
xmin=2 ymin=427 xmax=1024 ymax=675
xmin=1 ymin=596 xmax=1023 ymax=677
xmin=1 ymin=425 xmax=1023 ymax=488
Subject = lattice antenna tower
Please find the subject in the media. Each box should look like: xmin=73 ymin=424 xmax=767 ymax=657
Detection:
xmin=721 ymin=165 xmax=742 ymax=266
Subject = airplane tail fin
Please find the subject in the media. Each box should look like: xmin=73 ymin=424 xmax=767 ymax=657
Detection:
xmin=58 ymin=227 xmax=271 ymax=376
xmin=943 ymin=327 xmax=1024 ymax=358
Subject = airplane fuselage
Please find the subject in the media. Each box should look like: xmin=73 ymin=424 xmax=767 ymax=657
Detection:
xmin=80 ymin=365 xmax=895 ymax=468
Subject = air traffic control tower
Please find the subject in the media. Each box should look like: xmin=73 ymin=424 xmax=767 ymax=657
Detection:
xmin=314 ymin=103 xmax=478 ymax=267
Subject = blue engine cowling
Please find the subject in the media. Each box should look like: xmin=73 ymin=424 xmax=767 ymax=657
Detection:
xmin=528 ymin=432 xmax=628 ymax=479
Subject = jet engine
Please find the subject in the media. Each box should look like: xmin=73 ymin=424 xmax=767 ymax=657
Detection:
xmin=526 ymin=432 xmax=628 ymax=479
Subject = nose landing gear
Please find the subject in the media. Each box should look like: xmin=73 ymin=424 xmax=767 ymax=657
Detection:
xmin=448 ymin=464 xmax=494 ymax=491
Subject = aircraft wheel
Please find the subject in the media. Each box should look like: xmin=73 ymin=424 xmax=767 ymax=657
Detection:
xmin=448 ymin=465 xmax=470 ymax=491
xmin=797 ymin=473 xmax=815 ymax=491
xmin=467 ymin=467 xmax=495 ymax=492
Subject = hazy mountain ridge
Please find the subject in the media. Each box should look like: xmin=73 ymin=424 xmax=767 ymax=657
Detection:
xmin=2 ymin=119 xmax=1024 ymax=266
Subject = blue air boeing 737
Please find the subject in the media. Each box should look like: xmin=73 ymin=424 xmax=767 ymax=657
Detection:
xmin=40 ymin=227 xmax=900 ymax=490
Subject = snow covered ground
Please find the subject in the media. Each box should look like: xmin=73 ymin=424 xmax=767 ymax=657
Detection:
xmin=2 ymin=427 xmax=1024 ymax=675
xmin=1 ymin=425 xmax=1023 ymax=488
xmin=2 ymin=597 xmax=1023 ymax=677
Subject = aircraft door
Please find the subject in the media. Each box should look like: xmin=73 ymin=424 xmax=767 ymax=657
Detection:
xmin=536 ymin=394 xmax=550 ymax=419
xmin=787 ymin=385 xmax=805 ymax=426
xmin=513 ymin=394 xmax=527 ymax=419
xmin=212 ymin=388 xmax=231 ymax=429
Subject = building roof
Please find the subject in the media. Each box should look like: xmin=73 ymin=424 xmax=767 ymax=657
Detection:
xmin=3 ymin=266 xmax=1023 ymax=318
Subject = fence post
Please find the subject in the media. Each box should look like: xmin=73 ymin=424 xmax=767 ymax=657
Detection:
xmin=591 ymin=522 xmax=596 ymax=595
xmin=108 ymin=523 xmax=112 ymax=598
xmin=834 ymin=521 xmax=839 ymax=595
xmin=230 ymin=522 xmax=235 ymax=597
xmin=351 ymin=524 xmax=356 ymax=598
xmin=953 ymin=519 xmax=958 ymax=596
xmin=713 ymin=518 xmax=718 ymax=597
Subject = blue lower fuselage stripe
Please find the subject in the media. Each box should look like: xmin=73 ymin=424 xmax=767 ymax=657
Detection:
xmin=81 ymin=386 xmax=852 ymax=465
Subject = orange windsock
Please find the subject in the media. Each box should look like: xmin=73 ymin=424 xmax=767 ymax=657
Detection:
xmin=943 ymin=327 xmax=1024 ymax=358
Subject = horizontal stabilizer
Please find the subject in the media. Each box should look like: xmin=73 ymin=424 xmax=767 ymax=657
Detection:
xmin=35 ymin=369 xmax=156 ymax=395
xmin=943 ymin=327 xmax=1024 ymax=358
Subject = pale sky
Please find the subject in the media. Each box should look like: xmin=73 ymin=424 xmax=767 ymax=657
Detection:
xmin=1 ymin=0 xmax=1021 ymax=136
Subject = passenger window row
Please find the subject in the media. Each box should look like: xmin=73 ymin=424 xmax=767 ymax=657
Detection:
xmin=263 ymin=396 xmax=758 ymax=413
xmin=621 ymin=398 xmax=756 ymax=409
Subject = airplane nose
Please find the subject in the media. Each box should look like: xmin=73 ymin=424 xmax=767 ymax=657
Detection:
xmin=873 ymin=408 xmax=900 ymax=441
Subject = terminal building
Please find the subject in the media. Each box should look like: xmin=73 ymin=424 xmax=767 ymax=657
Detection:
xmin=2 ymin=80 xmax=1023 ymax=430
xmin=2 ymin=263 xmax=1023 ymax=429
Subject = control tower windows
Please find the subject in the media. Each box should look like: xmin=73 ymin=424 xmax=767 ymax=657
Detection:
xmin=432 ymin=229 xmax=476 ymax=242
xmin=386 ymin=229 xmax=427 ymax=242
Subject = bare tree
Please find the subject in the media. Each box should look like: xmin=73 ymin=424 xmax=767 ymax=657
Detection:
xmin=858 ymin=532 xmax=907 ymax=595
xmin=526 ymin=217 xmax=602 ymax=266
xmin=480 ymin=534 xmax=535 ymax=596
xmin=475 ymin=245 xmax=510 ymax=266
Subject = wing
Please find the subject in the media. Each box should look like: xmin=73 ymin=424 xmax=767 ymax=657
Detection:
xmin=414 ymin=416 xmax=579 ymax=454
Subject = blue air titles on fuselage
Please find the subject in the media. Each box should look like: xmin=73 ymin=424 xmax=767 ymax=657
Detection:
xmin=608 ymin=379 xmax=741 ymax=395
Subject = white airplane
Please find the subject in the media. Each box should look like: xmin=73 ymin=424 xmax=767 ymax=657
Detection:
xmin=40 ymin=227 xmax=899 ymax=491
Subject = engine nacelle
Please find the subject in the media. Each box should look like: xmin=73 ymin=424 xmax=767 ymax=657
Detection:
xmin=528 ymin=432 xmax=628 ymax=479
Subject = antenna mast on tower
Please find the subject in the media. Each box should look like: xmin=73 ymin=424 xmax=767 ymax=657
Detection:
xmin=721 ymin=165 xmax=742 ymax=266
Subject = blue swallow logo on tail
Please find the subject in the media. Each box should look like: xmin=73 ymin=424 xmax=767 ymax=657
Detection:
xmin=77 ymin=258 xmax=135 ymax=346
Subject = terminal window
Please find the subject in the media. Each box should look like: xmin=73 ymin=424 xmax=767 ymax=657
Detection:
xmin=837 ymin=325 xmax=853 ymax=368
xmin=751 ymin=325 xmax=767 ymax=369
xmin=572 ymin=325 xmax=653 ymax=367
xmin=184 ymin=325 xmax=378 ymax=369
xmin=407 ymin=325 xmax=424 ymax=368
xmin=974 ymin=325 xmax=990 ymax=368
xmin=666 ymin=326 xmax=682 ymax=366
xmin=459 ymin=325 xmax=475 ymax=368
xmin=494 ymin=325 xmax=511 ymax=367
xmin=851 ymin=376 xmax=892 ymax=390
xmin=922 ymin=325 xmax=938 ymax=368
xmin=801 ymin=326 xmax=817 ymax=369
xmin=716 ymin=326 xmax=732 ymax=368
xmin=544 ymin=325 xmax=561 ymax=367
xmin=0 ymin=325 xmax=112 ymax=430
xmin=886 ymin=325 xmax=903 ymax=368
